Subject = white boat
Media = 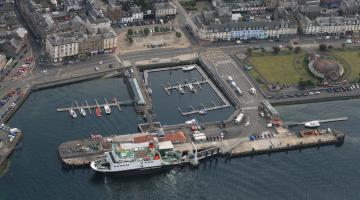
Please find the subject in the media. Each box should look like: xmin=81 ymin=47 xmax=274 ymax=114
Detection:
xmin=188 ymin=83 xmax=195 ymax=92
xmin=104 ymin=105 xmax=111 ymax=114
xmin=182 ymin=65 xmax=195 ymax=71
xmin=148 ymin=88 xmax=153 ymax=95
xmin=198 ymin=109 xmax=207 ymax=115
xmin=179 ymin=86 xmax=185 ymax=94
xmin=70 ymin=109 xmax=77 ymax=118
xmin=80 ymin=108 xmax=86 ymax=117
xmin=305 ymin=120 xmax=320 ymax=128
xmin=185 ymin=118 xmax=197 ymax=125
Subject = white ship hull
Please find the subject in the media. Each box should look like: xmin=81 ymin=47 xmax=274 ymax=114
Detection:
xmin=305 ymin=121 xmax=320 ymax=128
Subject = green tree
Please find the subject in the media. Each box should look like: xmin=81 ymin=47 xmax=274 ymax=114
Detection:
xmin=128 ymin=36 xmax=133 ymax=43
xmin=176 ymin=32 xmax=182 ymax=38
xmin=247 ymin=48 xmax=253 ymax=56
xmin=127 ymin=29 xmax=134 ymax=36
xmin=144 ymin=28 xmax=150 ymax=36
xmin=319 ymin=44 xmax=327 ymax=51
xmin=154 ymin=26 xmax=160 ymax=32
xmin=294 ymin=46 xmax=301 ymax=53
xmin=272 ymin=46 xmax=281 ymax=54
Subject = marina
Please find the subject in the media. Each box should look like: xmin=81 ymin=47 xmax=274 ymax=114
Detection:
xmin=177 ymin=102 xmax=231 ymax=116
xmin=161 ymin=79 xmax=207 ymax=95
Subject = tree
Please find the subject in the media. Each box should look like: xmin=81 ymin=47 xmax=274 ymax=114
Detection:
xmin=247 ymin=48 xmax=253 ymax=56
xmin=272 ymin=46 xmax=281 ymax=54
xmin=154 ymin=26 xmax=160 ymax=32
xmin=287 ymin=45 xmax=293 ymax=52
xmin=128 ymin=36 xmax=133 ymax=43
xmin=176 ymin=31 xmax=182 ymax=38
xmin=319 ymin=44 xmax=327 ymax=52
xmin=127 ymin=29 xmax=134 ymax=36
xmin=294 ymin=46 xmax=301 ymax=53
xmin=144 ymin=28 xmax=150 ymax=36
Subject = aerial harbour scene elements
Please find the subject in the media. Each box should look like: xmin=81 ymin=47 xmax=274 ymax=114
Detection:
xmin=0 ymin=0 xmax=360 ymax=199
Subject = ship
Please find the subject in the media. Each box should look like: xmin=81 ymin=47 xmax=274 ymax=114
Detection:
xmin=304 ymin=120 xmax=320 ymax=128
xmin=90 ymin=140 xmax=183 ymax=175
xmin=198 ymin=109 xmax=207 ymax=115
xmin=182 ymin=65 xmax=195 ymax=71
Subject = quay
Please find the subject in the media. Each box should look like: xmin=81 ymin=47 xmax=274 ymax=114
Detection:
xmin=284 ymin=117 xmax=348 ymax=127
xmin=229 ymin=128 xmax=345 ymax=157
xmin=0 ymin=127 xmax=22 ymax=171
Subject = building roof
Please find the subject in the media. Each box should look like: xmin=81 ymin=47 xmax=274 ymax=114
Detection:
xmin=158 ymin=141 xmax=174 ymax=150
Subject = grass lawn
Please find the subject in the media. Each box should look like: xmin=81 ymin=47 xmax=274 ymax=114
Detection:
xmin=333 ymin=51 xmax=360 ymax=81
xmin=249 ymin=54 xmax=313 ymax=84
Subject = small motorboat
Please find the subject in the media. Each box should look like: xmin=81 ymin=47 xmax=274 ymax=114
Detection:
xmin=198 ymin=109 xmax=207 ymax=115
xmin=80 ymin=108 xmax=86 ymax=117
xmin=70 ymin=109 xmax=77 ymax=118
xmin=182 ymin=65 xmax=195 ymax=71
xmin=304 ymin=120 xmax=320 ymax=128
xmin=147 ymin=88 xmax=153 ymax=95
xmin=95 ymin=106 xmax=101 ymax=117
xmin=188 ymin=83 xmax=195 ymax=92
xmin=104 ymin=105 xmax=111 ymax=114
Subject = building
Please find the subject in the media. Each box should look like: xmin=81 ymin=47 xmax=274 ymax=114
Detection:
xmin=45 ymin=32 xmax=79 ymax=63
xmin=193 ymin=8 xmax=298 ymax=41
xmin=153 ymin=2 xmax=176 ymax=18
xmin=296 ymin=13 xmax=360 ymax=36
xmin=63 ymin=0 xmax=85 ymax=11
xmin=340 ymin=0 xmax=360 ymax=15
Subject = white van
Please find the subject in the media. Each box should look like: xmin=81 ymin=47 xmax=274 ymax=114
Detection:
xmin=228 ymin=76 xmax=233 ymax=81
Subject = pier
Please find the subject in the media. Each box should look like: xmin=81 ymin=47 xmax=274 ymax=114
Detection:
xmin=57 ymin=98 xmax=133 ymax=113
xmin=284 ymin=117 xmax=348 ymax=127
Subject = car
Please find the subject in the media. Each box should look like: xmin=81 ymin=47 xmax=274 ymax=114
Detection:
xmin=108 ymin=64 xmax=113 ymax=68
xmin=95 ymin=67 xmax=99 ymax=71
xmin=309 ymin=92 xmax=315 ymax=95
xmin=245 ymin=122 xmax=250 ymax=127
xmin=99 ymin=60 xmax=103 ymax=65
xmin=315 ymin=91 xmax=320 ymax=94
xmin=230 ymin=81 xmax=236 ymax=87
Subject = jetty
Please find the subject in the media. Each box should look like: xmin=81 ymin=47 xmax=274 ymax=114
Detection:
xmin=178 ymin=101 xmax=231 ymax=116
xmin=57 ymin=98 xmax=133 ymax=113
xmin=162 ymin=80 xmax=207 ymax=95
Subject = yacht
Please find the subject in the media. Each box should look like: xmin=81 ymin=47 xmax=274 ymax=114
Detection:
xmin=182 ymin=65 xmax=195 ymax=71
xmin=305 ymin=120 xmax=320 ymax=128
xmin=95 ymin=106 xmax=101 ymax=117
xmin=198 ymin=109 xmax=207 ymax=115
xmin=70 ymin=109 xmax=77 ymax=118
xmin=80 ymin=108 xmax=86 ymax=117
xmin=104 ymin=105 xmax=111 ymax=115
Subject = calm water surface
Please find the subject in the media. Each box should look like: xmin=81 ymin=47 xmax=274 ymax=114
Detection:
xmin=0 ymin=78 xmax=359 ymax=200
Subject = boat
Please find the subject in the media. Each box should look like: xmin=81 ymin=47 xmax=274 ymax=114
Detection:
xmin=90 ymin=141 xmax=182 ymax=175
xmin=185 ymin=118 xmax=197 ymax=125
xmin=80 ymin=108 xmax=86 ymax=117
xmin=179 ymin=86 xmax=185 ymax=94
xmin=188 ymin=83 xmax=195 ymax=92
xmin=104 ymin=104 xmax=111 ymax=114
xmin=198 ymin=109 xmax=207 ymax=115
xmin=95 ymin=106 xmax=101 ymax=117
xmin=147 ymin=88 xmax=153 ymax=95
xmin=70 ymin=109 xmax=77 ymax=118
xmin=182 ymin=65 xmax=195 ymax=71
xmin=304 ymin=120 xmax=320 ymax=128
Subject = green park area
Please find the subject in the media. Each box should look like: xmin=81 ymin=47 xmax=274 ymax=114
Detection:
xmin=248 ymin=53 xmax=314 ymax=84
xmin=333 ymin=51 xmax=360 ymax=82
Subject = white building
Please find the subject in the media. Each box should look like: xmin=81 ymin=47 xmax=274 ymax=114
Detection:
xmin=45 ymin=32 xmax=79 ymax=63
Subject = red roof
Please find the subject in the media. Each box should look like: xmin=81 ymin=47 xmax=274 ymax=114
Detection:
xmin=133 ymin=131 xmax=186 ymax=144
